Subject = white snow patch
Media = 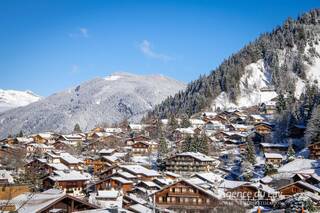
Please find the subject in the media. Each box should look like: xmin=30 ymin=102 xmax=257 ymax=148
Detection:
xmin=104 ymin=75 xmax=122 ymax=81
xmin=211 ymin=59 xmax=277 ymax=110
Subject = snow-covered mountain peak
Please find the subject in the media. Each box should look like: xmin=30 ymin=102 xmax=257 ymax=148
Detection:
xmin=0 ymin=89 xmax=41 ymax=113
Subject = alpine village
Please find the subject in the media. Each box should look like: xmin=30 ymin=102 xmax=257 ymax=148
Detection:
xmin=3 ymin=7 xmax=320 ymax=213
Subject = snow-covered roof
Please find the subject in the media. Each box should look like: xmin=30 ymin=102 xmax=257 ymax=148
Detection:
xmin=104 ymin=128 xmax=122 ymax=133
xmin=49 ymin=170 xmax=91 ymax=181
xmin=192 ymin=172 xmax=224 ymax=184
xmin=120 ymin=165 xmax=159 ymax=177
xmin=111 ymin=177 xmax=133 ymax=184
xmin=175 ymin=128 xmax=194 ymax=134
xmin=60 ymin=153 xmax=82 ymax=164
xmin=128 ymin=204 xmax=153 ymax=213
xmin=96 ymin=190 xmax=119 ymax=199
xmin=250 ymin=114 xmax=265 ymax=120
xmin=99 ymin=148 xmax=115 ymax=154
xmin=264 ymin=153 xmax=284 ymax=159
xmin=278 ymin=159 xmax=320 ymax=173
xmin=176 ymin=152 xmax=216 ymax=162
xmin=260 ymin=143 xmax=288 ymax=148
xmin=47 ymin=163 xmax=69 ymax=171
xmin=6 ymin=189 xmax=65 ymax=213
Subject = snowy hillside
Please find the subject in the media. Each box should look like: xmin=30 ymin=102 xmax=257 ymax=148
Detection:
xmin=0 ymin=89 xmax=41 ymax=113
xmin=211 ymin=42 xmax=320 ymax=111
xmin=211 ymin=59 xmax=278 ymax=110
xmin=0 ymin=73 xmax=185 ymax=137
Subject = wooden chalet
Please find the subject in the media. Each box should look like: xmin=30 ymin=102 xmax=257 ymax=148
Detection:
xmin=288 ymin=124 xmax=306 ymax=139
xmin=43 ymin=170 xmax=90 ymax=196
xmin=131 ymin=141 xmax=151 ymax=156
xmin=153 ymin=179 xmax=219 ymax=211
xmin=260 ymin=143 xmax=288 ymax=154
xmin=264 ymin=153 xmax=283 ymax=166
xmin=278 ymin=181 xmax=320 ymax=197
xmin=94 ymin=176 xmax=133 ymax=193
xmin=308 ymin=142 xmax=320 ymax=159
xmin=254 ymin=122 xmax=274 ymax=135
xmin=165 ymin=152 xmax=219 ymax=175
xmin=0 ymin=189 xmax=98 ymax=213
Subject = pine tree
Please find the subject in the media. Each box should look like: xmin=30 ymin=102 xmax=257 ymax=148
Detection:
xmin=73 ymin=123 xmax=82 ymax=133
xmin=168 ymin=114 xmax=179 ymax=131
xmin=182 ymin=135 xmax=194 ymax=152
xmin=17 ymin=130 xmax=23 ymax=137
xmin=276 ymin=93 xmax=286 ymax=113
xmin=180 ymin=114 xmax=191 ymax=128
xmin=305 ymin=105 xmax=320 ymax=145
xmin=197 ymin=133 xmax=209 ymax=155
xmin=287 ymin=143 xmax=295 ymax=162
xmin=157 ymin=136 xmax=169 ymax=160
xmin=246 ymin=141 xmax=256 ymax=165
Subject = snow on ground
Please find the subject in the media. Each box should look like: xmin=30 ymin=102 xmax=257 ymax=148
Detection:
xmin=211 ymin=59 xmax=277 ymax=110
xmin=305 ymin=42 xmax=320 ymax=86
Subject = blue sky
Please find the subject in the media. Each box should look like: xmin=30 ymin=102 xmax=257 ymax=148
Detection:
xmin=0 ymin=0 xmax=319 ymax=96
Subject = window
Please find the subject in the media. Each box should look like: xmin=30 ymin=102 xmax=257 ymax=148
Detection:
xmin=198 ymin=198 xmax=202 ymax=204
xmin=206 ymin=199 xmax=210 ymax=204
xmin=182 ymin=187 xmax=187 ymax=192
xmin=193 ymin=198 xmax=197 ymax=203
xmin=189 ymin=188 xmax=194 ymax=193
xmin=159 ymin=196 xmax=163 ymax=203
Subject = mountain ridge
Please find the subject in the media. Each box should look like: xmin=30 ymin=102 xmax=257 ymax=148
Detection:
xmin=0 ymin=73 xmax=185 ymax=138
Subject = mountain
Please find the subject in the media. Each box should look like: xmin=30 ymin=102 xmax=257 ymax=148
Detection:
xmin=0 ymin=73 xmax=185 ymax=138
xmin=0 ymin=89 xmax=41 ymax=113
xmin=150 ymin=9 xmax=320 ymax=118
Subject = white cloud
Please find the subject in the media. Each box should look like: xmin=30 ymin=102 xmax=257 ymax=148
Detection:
xmin=139 ymin=40 xmax=173 ymax=62
xmin=69 ymin=27 xmax=89 ymax=38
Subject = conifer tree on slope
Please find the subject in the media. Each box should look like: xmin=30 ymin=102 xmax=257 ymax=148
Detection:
xmin=305 ymin=105 xmax=320 ymax=145
xmin=246 ymin=140 xmax=256 ymax=165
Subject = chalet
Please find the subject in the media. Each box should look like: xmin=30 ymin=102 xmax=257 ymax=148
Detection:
xmin=204 ymin=121 xmax=225 ymax=131
xmin=131 ymin=141 xmax=151 ymax=156
xmin=59 ymin=152 xmax=83 ymax=170
xmin=119 ymin=165 xmax=160 ymax=181
xmin=94 ymin=176 xmax=133 ymax=193
xmin=84 ymin=156 xmax=105 ymax=174
xmin=26 ymin=143 xmax=53 ymax=154
xmin=152 ymin=179 xmax=219 ymax=211
xmin=172 ymin=128 xmax=194 ymax=141
xmin=189 ymin=119 xmax=205 ymax=128
xmin=125 ymin=135 xmax=151 ymax=146
xmin=202 ymin=112 xmax=217 ymax=121
xmin=2 ymin=189 xmax=98 ymax=212
xmin=43 ymin=170 xmax=91 ymax=196
xmin=165 ymin=152 xmax=219 ymax=175
xmin=98 ymin=148 xmax=116 ymax=156
xmin=264 ymin=153 xmax=283 ymax=166
xmin=32 ymin=133 xmax=56 ymax=144
xmin=308 ymin=142 xmax=320 ymax=159
xmin=260 ymin=143 xmax=288 ymax=154
xmin=254 ymin=122 xmax=274 ymax=135
xmin=135 ymin=180 xmax=161 ymax=191
xmin=228 ymin=124 xmax=253 ymax=132
xmin=264 ymin=100 xmax=277 ymax=114
xmin=278 ymin=181 xmax=320 ymax=197
xmin=89 ymin=190 xmax=123 ymax=208
xmin=227 ymin=182 xmax=277 ymax=200
xmin=52 ymin=140 xmax=73 ymax=152
xmin=58 ymin=134 xmax=85 ymax=145
xmin=247 ymin=114 xmax=266 ymax=124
